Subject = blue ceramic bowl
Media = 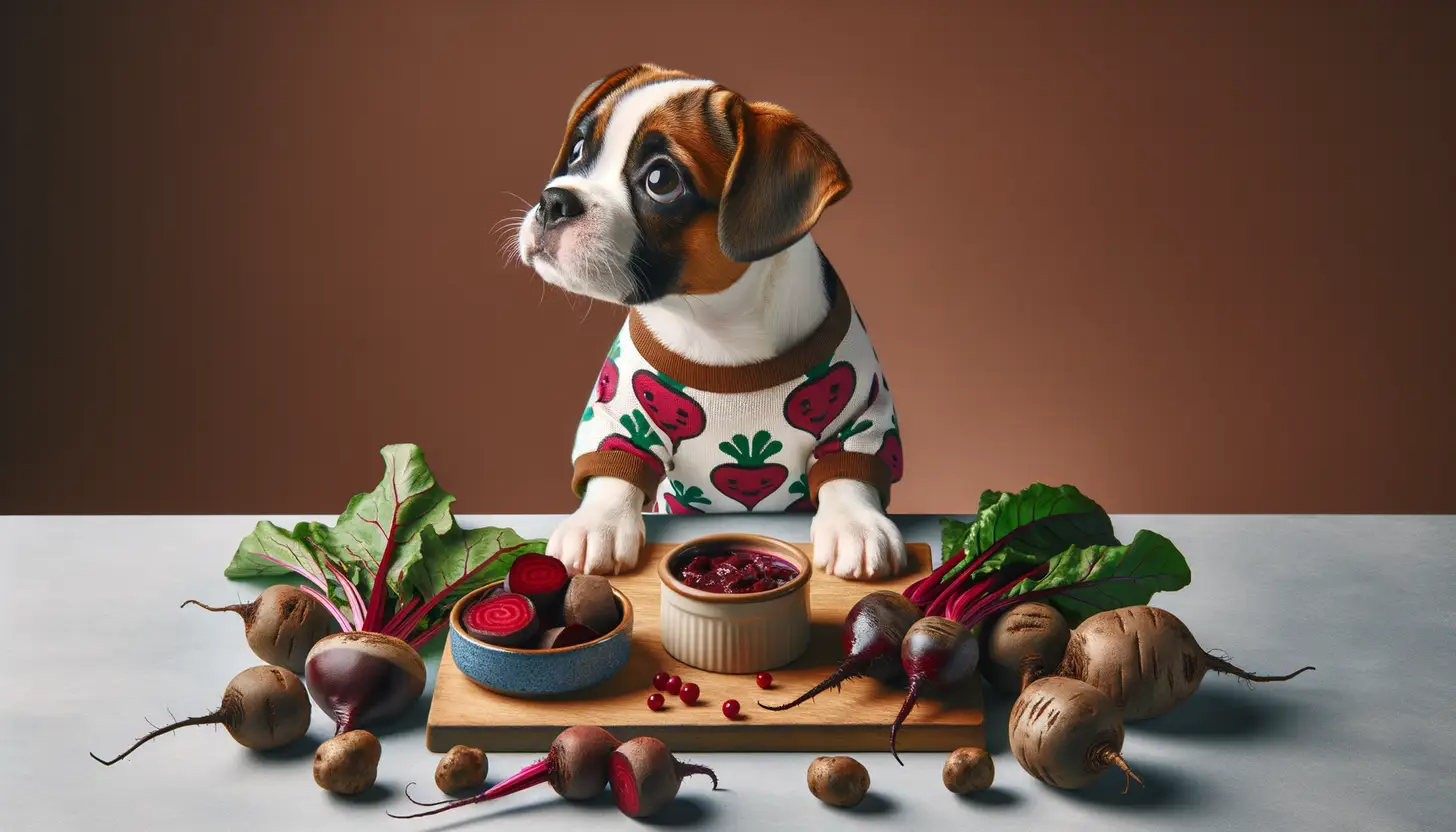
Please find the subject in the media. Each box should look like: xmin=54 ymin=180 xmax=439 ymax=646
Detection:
xmin=448 ymin=580 xmax=634 ymax=697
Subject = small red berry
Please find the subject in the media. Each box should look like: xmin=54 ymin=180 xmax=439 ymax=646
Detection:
xmin=679 ymin=682 xmax=700 ymax=705
xmin=722 ymin=699 xmax=741 ymax=719
xmin=652 ymin=672 xmax=670 ymax=691
xmin=665 ymin=675 xmax=683 ymax=695
xmin=647 ymin=693 xmax=665 ymax=711
xmin=756 ymin=672 xmax=774 ymax=689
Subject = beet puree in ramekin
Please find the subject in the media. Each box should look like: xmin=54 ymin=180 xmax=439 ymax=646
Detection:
xmin=672 ymin=548 xmax=801 ymax=594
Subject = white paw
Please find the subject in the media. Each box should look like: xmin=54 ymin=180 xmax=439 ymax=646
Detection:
xmin=546 ymin=478 xmax=645 ymax=576
xmin=810 ymin=480 xmax=907 ymax=580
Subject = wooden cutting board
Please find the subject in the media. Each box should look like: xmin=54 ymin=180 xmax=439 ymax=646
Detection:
xmin=425 ymin=541 xmax=983 ymax=753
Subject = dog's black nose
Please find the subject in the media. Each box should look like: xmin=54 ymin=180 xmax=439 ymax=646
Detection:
xmin=540 ymin=187 xmax=586 ymax=226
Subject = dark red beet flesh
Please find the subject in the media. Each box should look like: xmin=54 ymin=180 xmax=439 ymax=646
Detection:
xmin=890 ymin=616 xmax=979 ymax=764
xmin=608 ymin=737 xmax=719 ymax=819
xmin=463 ymin=592 xmax=538 ymax=647
xmin=759 ymin=590 xmax=922 ymax=711
xmin=674 ymin=549 xmax=799 ymax=594
xmin=506 ymin=554 xmax=570 ymax=626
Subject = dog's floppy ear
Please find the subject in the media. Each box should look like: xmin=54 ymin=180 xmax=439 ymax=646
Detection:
xmin=717 ymin=96 xmax=852 ymax=263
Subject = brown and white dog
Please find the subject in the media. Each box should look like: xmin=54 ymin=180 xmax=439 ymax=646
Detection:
xmin=516 ymin=64 xmax=906 ymax=581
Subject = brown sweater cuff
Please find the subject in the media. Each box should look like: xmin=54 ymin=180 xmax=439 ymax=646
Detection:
xmin=808 ymin=452 xmax=893 ymax=509
xmin=572 ymin=450 xmax=662 ymax=507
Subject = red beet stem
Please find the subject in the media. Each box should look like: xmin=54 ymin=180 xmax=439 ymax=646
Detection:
xmin=385 ymin=541 xmax=536 ymax=641
xmin=888 ymin=677 xmax=924 ymax=766
xmin=757 ymin=654 xmax=870 ymax=711
xmin=388 ymin=757 xmax=553 ymax=819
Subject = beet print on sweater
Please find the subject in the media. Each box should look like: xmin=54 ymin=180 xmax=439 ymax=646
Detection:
xmin=662 ymin=480 xmax=711 ymax=514
xmin=632 ymin=370 xmax=706 ymax=450
xmin=814 ymin=419 xmax=873 ymax=459
xmin=877 ymin=412 xmax=903 ymax=483
xmin=595 ymin=339 xmax=622 ymax=404
xmin=570 ymin=290 xmax=902 ymax=514
xmin=711 ymin=432 xmax=789 ymax=510
xmin=598 ymin=411 xmax=666 ymax=476
xmin=786 ymin=475 xmax=814 ymax=512
xmin=784 ymin=358 xmax=856 ymax=439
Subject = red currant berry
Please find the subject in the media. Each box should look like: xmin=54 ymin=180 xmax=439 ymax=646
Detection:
xmin=756 ymin=672 xmax=774 ymax=689
xmin=722 ymin=699 xmax=741 ymax=719
xmin=679 ymin=682 xmax=700 ymax=705
xmin=647 ymin=693 xmax=665 ymax=711
xmin=652 ymin=672 xmax=669 ymax=691
xmin=665 ymin=675 xmax=683 ymax=695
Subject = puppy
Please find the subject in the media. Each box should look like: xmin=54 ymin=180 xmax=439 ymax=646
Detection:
xmin=515 ymin=64 xmax=906 ymax=580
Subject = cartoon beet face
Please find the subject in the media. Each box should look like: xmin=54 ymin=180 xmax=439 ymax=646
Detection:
xmin=632 ymin=370 xmax=706 ymax=450
xmin=784 ymin=358 xmax=856 ymax=438
xmin=877 ymin=412 xmax=903 ymax=483
xmin=595 ymin=340 xmax=621 ymax=403
xmin=710 ymin=431 xmax=789 ymax=510
xmin=814 ymin=419 xmax=873 ymax=459
xmin=786 ymin=475 xmax=814 ymax=512
xmin=598 ymin=411 xmax=666 ymax=476
xmin=663 ymin=480 xmax=711 ymax=514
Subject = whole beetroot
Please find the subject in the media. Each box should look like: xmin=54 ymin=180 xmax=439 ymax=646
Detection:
xmin=182 ymin=584 xmax=335 ymax=674
xmin=390 ymin=725 xmax=620 ymax=818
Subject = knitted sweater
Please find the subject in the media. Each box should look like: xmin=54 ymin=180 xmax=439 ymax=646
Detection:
xmin=571 ymin=276 xmax=903 ymax=514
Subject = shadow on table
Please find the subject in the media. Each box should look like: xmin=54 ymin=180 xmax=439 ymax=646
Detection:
xmin=1058 ymin=759 xmax=1204 ymax=809
xmin=250 ymin=734 xmax=321 ymax=763
xmin=1129 ymin=684 xmax=1314 ymax=740
xmin=329 ymin=782 xmax=396 ymax=806
xmin=957 ymin=786 xmax=1021 ymax=807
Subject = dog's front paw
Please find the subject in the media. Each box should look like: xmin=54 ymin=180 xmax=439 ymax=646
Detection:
xmin=547 ymin=478 xmax=646 ymax=576
xmin=810 ymin=480 xmax=907 ymax=580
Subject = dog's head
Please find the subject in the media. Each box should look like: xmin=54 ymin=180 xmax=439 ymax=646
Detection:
xmin=517 ymin=64 xmax=851 ymax=304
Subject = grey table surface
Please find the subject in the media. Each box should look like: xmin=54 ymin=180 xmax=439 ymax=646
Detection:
xmin=2 ymin=513 xmax=1452 ymax=831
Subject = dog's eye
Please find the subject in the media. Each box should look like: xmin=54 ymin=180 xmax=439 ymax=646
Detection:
xmin=644 ymin=161 xmax=684 ymax=203
xmin=568 ymin=139 xmax=585 ymax=167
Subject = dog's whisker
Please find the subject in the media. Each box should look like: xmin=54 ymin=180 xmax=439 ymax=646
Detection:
xmin=501 ymin=190 xmax=535 ymax=209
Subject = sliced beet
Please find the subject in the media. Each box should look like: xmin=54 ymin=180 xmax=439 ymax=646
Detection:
xmin=505 ymin=553 xmax=570 ymax=627
xmin=563 ymin=575 xmax=621 ymax=635
xmin=463 ymin=592 xmax=539 ymax=647
xmin=534 ymin=623 xmax=601 ymax=650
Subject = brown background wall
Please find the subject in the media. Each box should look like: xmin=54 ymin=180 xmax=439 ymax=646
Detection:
xmin=3 ymin=1 xmax=1453 ymax=516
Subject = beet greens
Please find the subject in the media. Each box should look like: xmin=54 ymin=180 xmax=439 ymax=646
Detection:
xmin=903 ymin=484 xmax=1192 ymax=633
xmin=221 ymin=444 xmax=546 ymax=652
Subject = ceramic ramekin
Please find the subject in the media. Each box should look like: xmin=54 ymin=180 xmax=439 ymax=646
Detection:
xmin=448 ymin=580 xmax=633 ymax=697
xmin=657 ymin=533 xmax=812 ymax=674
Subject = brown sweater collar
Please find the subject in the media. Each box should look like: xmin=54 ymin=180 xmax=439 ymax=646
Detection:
xmin=628 ymin=275 xmax=852 ymax=394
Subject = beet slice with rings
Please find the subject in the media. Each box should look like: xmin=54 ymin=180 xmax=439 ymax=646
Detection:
xmin=506 ymin=553 xmax=571 ymax=626
xmin=463 ymin=592 xmax=539 ymax=647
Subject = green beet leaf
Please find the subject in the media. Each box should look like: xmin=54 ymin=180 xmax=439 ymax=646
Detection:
xmin=939 ymin=517 xmax=973 ymax=563
xmin=223 ymin=519 xmax=329 ymax=585
xmin=313 ymin=444 xmax=457 ymax=602
xmin=221 ymin=442 xmax=546 ymax=647
xmin=403 ymin=523 xmax=544 ymax=605
xmin=940 ymin=483 xmax=1120 ymax=584
xmin=1002 ymin=530 xmax=1192 ymax=626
